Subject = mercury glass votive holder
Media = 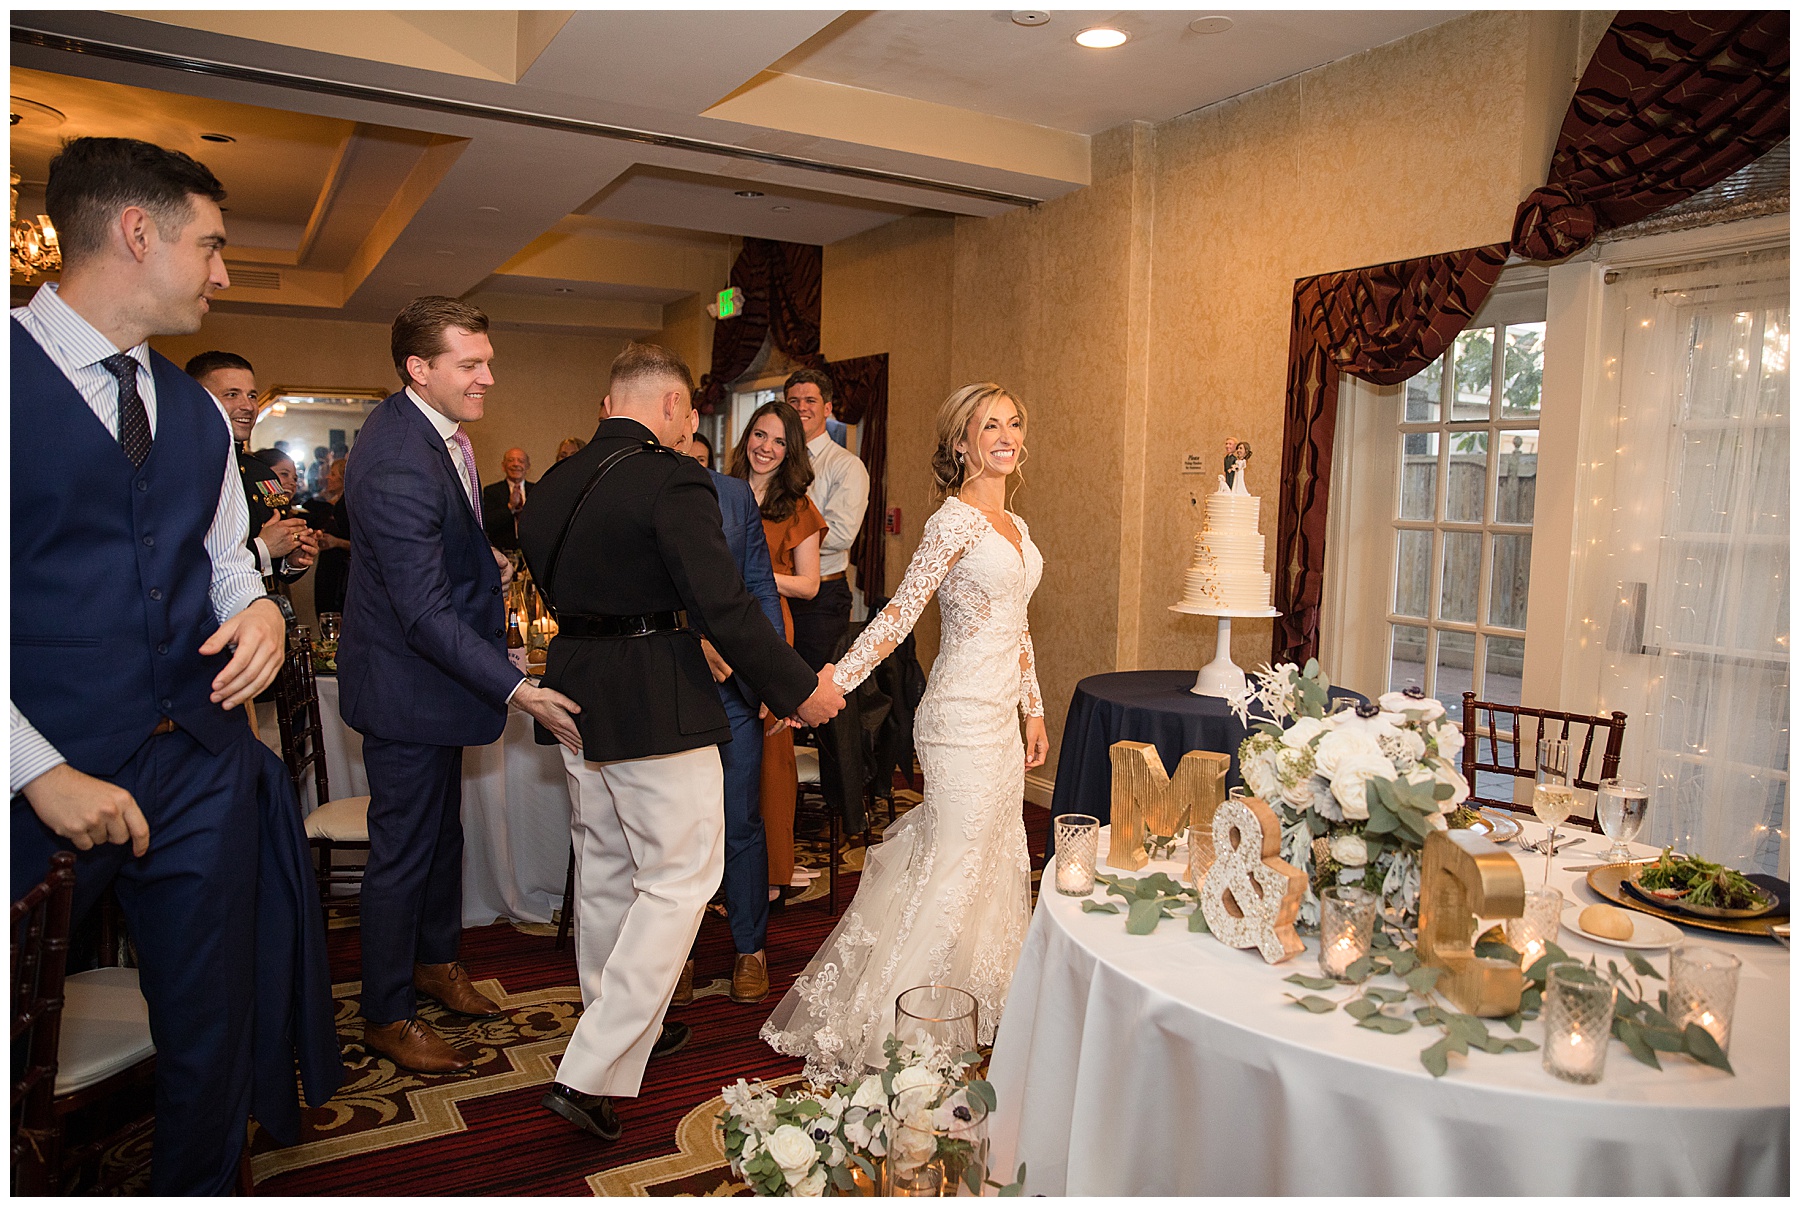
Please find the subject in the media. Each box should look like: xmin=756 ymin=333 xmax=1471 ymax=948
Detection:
xmin=1542 ymin=964 xmax=1615 ymax=1084
xmin=1318 ymin=885 xmax=1378 ymax=979
xmin=1669 ymin=943 xmax=1741 ymax=1055
xmin=1504 ymin=886 xmax=1563 ymax=969
xmin=1054 ymin=814 xmax=1101 ymax=896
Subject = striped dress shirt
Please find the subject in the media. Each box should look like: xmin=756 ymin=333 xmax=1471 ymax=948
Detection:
xmin=10 ymin=283 xmax=267 ymax=792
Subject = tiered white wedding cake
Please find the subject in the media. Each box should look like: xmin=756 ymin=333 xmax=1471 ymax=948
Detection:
xmin=1178 ymin=473 xmax=1272 ymax=612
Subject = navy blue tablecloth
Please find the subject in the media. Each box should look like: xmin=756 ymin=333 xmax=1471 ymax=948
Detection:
xmin=1045 ymin=670 xmax=1364 ymax=858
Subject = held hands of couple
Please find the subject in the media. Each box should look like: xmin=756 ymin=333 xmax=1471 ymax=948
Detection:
xmin=790 ymin=663 xmax=847 ymax=728
xmin=260 ymin=515 xmax=307 ymax=559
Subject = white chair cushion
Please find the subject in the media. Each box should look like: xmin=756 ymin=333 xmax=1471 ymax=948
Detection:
xmin=55 ymin=966 xmax=154 ymax=1096
xmin=795 ymin=745 xmax=821 ymax=786
xmin=304 ymin=795 xmax=370 ymax=843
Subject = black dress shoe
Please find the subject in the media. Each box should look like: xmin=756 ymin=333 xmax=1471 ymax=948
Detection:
xmin=651 ymin=1020 xmax=690 ymax=1059
xmin=542 ymin=1083 xmax=622 ymax=1141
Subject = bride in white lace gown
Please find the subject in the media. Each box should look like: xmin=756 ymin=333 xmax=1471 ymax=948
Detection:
xmin=762 ymin=383 xmax=1048 ymax=1083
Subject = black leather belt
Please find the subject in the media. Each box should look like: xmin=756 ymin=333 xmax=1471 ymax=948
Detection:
xmin=556 ymin=611 xmax=689 ymax=639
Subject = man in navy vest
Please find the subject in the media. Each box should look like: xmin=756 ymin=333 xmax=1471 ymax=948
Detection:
xmin=10 ymin=137 xmax=290 ymax=1194
xmin=339 ymin=296 xmax=583 ymax=1074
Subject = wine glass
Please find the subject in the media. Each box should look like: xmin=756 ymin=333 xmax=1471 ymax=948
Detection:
xmin=1596 ymin=778 xmax=1650 ymax=864
xmin=1536 ymin=736 xmax=1570 ymax=786
xmin=1532 ymin=782 xmax=1576 ymax=885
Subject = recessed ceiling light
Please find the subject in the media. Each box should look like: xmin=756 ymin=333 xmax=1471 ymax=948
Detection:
xmin=402 ymin=281 xmax=424 ymax=287
xmin=434 ymin=249 xmax=455 ymax=257
xmin=553 ymin=287 xmax=574 ymax=293
xmin=1011 ymin=10 xmax=1049 ymax=26
xmin=476 ymin=205 xmax=501 ymax=214
xmin=200 ymin=132 xmax=235 ymax=143
xmin=734 ymin=189 xmax=765 ymax=198
xmin=1188 ymin=16 xmax=1234 ymax=34
xmin=1074 ymin=27 xmax=1128 ymax=49
xmin=770 ymin=205 xmax=792 ymax=213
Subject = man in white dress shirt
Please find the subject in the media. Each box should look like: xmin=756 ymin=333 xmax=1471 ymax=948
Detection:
xmin=783 ymin=368 xmax=870 ymax=670
xmin=10 ymin=136 xmax=288 ymax=1194
xmin=783 ymin=368 xmax=872 ymax=843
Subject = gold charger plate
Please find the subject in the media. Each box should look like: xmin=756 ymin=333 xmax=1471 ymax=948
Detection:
xmin=1586 ymin=862 xmax=1788 ymax=938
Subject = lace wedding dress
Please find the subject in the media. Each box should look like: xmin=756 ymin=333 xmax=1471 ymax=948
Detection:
xmin=761 ymin=496 xmax=1044 ymax=1083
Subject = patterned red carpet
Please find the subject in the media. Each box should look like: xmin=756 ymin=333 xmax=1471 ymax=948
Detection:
xmin=90 ymin=796 xmax=1049 ymax=1195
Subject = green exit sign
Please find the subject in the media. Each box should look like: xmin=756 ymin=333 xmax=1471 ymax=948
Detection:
xmin=715 ymin=286 xmax=744 ymax=319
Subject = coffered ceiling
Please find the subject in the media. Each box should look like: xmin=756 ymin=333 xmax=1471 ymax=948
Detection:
xmin=10 ymin=8 xmax=1461 ymax=334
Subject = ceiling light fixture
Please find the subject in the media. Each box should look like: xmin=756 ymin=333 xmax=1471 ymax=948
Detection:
xmin=434 ymin=249 xmax=455 ymax=256
xmin=476 ymin=204 xmax=501 ymax=213
xmin=770 ymin=205 xmax=792 ymax=213
xmin=10 ymin=169 xmax=59 ymax=280
xmin=553 ymin=287 xmax=574 ymax=293
xmin=199 ymin=132 xmax=235 ymax=143
xmin=1188 ymin=16 xmax=1234 ymax=34
xmin=1011 ymin=11 xmax=1049 ymax=26
xmin=733 ymin=189 xmax=764 ymax=198
xmin=1074 ymin=27 xmax=1128 ymax=49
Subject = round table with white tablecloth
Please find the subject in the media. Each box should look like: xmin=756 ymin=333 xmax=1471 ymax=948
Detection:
xmin=985 ymin=822 xmax=1788 ymax=1196
xmin=257 ymin=675 xmax=572 ymax=928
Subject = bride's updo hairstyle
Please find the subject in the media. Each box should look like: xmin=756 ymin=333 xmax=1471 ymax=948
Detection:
xmin=931 ymin=382 xmax=1028 ymax=498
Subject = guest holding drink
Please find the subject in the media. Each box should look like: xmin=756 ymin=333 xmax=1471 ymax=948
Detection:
xmin=727 ymin=400 xmax=826 ymax=897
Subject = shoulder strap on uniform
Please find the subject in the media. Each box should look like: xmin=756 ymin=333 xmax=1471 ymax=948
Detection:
xmin=534 ymin=440 xmax=676 ymax=618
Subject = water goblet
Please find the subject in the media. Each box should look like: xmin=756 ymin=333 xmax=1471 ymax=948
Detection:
xmin=1595 ymin=778 xmax=1650 ymax=864
xmin=1531 ymin=782 xmax=1575 ymax=885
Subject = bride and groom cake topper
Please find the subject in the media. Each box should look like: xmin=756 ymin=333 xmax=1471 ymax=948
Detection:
xmin=1221 ymin=436 xmax=1252 ymax=496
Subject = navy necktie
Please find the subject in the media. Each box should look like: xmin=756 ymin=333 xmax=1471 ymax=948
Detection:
xmin=102 ymin=353 xmax=152 ymax=468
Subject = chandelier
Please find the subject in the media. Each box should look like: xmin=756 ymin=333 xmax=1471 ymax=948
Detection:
xmin=11 ymin=171 xmax=61 ymax=281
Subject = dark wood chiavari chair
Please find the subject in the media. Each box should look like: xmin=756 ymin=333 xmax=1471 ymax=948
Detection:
xmin=1460 ymin=692 xmax=1628 ymax=832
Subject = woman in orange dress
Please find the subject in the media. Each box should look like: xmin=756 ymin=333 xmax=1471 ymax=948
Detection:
xmin=728 ymin=399 xmax=825 ymax=898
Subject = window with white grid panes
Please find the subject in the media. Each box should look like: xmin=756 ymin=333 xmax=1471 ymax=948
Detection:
xmin=1389 ymin=321 xmax=1544 ymax=715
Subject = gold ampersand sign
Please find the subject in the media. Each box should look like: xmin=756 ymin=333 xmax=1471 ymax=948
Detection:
xmin=1200 ymin=794 xmax=1307 ymax=963
xmin=1417 ymin=828 xmax=1526 ymax=1017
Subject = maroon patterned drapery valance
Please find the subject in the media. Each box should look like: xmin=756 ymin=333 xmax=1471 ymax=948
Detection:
xmin=1513 ymin=10 xmax=1790 ymax=260
xmin=1273 ymin=246 xmax=1510 ymax=663
xmin=698 ymin=238 xmax=824 ymax=413
xmin=1273 ymin=10 xmax=1789 ymax=667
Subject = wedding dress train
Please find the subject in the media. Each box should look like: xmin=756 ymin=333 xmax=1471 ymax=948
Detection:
xmin=761 ymin=496 xmax=1044 ymax=1083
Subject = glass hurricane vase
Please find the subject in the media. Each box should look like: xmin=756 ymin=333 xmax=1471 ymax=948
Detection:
xmin=878 ymin=1094 xmax=989 ymax=1196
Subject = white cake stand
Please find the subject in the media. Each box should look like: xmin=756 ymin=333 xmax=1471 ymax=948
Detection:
xmin=1168 ymin=602 xmax=1282 ymax=698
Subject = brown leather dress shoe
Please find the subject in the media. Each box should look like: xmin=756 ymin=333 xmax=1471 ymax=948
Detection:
xmin=413 ymin=961 xmax=503 ymax=1018
xmin=730 ymin=951 xmax=769 ymax=1004
xmin=362 ymin=1018 xmax=474 ymax=1074
xmin=672 ymin=959 xmax=696 ymax=1007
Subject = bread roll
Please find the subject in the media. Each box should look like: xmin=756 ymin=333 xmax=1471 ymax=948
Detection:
xmin=1580 ymin=904 xmax=1634 ymax=940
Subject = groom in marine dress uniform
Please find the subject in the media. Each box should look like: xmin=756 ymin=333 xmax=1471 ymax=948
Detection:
xmin=519 ymin=341 xmax=845 ymax=1141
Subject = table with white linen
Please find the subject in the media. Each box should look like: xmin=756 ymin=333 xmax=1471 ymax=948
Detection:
xmin=259 ymin=675 xmax=572 ymax=927
xmin=987 ymin=822 xmax=1788 ymax=1196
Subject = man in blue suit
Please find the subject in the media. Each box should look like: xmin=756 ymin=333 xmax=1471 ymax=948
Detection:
xmin=10 ymin=137 xmax=293 ymax=1193
xmin=339 ymin=296 xmax=582 ymax=1073
xmin=672 ymin=412 xmax=781 ymax=1004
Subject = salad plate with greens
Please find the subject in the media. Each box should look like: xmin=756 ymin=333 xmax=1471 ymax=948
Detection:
xmin=1624 ymin=848 xmax=1779 ymax=919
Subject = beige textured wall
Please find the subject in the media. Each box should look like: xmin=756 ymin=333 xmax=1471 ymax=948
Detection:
xmin=152 ymin=312 xmax=626 ymax=483
xmin=818 ymin=11 xmax=1586 ymax=777
xmin=821 ymin=214 xmax=957 ymax=657
xmin=650 ymin=292 xmax=717 ymax=386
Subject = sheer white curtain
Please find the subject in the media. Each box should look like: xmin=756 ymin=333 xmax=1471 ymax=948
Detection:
xmin=1569 ymin=248 xmax=1788 ymax=875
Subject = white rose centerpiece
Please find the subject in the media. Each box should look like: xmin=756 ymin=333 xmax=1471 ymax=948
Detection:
xmin=719 ymin=1032 xmax=1022 ymax=1196
xmin=1230 ymin=661 xmax=1474 ymax=925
